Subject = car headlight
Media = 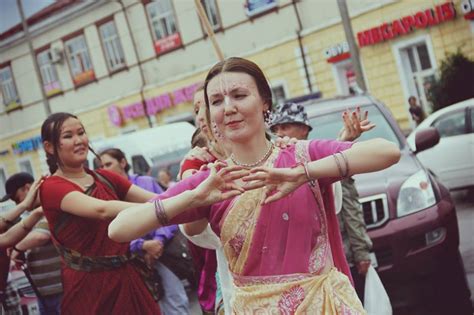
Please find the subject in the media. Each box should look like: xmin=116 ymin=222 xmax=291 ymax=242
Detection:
xmin=397 ymin=170 xmax=436 ymax=217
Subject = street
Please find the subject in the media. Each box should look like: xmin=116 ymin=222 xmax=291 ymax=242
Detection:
xmin=455 ymin=188 xmax=474 ymax=307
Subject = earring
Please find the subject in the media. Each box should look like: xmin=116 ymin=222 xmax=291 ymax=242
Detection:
xmin=264 ymin=109 xmax=273 ymax=127
xmin=212 ymin=121 xmax=222 ymax=139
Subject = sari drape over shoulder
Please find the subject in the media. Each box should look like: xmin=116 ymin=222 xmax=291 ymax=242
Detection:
xmin=158 ymin=140 xmax=365 ymax=314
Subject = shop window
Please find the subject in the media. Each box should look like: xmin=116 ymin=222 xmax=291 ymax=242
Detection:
xmin=99 ymin=20 xmax=126 ymax=72
xmin=18 ymin=159 xmax=34 ymax=177
xmin=201 ymin=0 xmax=222 ymax=31
xmin=0 ymin=65 xmax=21 ymax=111
xmin=397 ymin=38 xmax=436 ymax=116
xmin=146 ymin=0 xmax=182 ymax=55
xmin=432 ymin=110 xmax=466 ymax=138
xmin=64 ymin=34 xmax=95 ymax=86
xmin=37 ymin=50 xmax=62 ymax=97
xmin=271 ymin=83 xmax=287 ymax=106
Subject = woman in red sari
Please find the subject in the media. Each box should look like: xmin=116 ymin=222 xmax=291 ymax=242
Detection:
xmin=39 ymin=112 xmax=245 ymax=314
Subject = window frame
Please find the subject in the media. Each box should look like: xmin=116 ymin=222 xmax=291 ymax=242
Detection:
xmin=200 ymin=0 xmax=223 ymax=34
xmin=97 ymin=17 xmax=127 ymax=74
xmin=431 ymin=108 xmax=467 ymax=139
xmin=0 ymin=165 xmax=8 ymax=199
xmin=16 ymin=156 xmax=35 ymax=178
xmin=35 ymin=45 xmax=62 ymax=97
xmin=0 ymin=63 xmax=21 ymax=112
xmin=63 ymin=31 xmax=96 ymax=87
xmin=270 ymin=80 xmax=289 ymax=106
xmin=145 ymin=0 xmax=182 ymax=56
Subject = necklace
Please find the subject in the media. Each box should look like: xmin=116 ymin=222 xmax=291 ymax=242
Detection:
xmin=230 ymin=142 xmax=274 ymax=168
xmin=60 ymin=172 xmax=88 ymax=179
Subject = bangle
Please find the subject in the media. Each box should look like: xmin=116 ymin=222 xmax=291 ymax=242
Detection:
xmin=153 ymin=199 xmax=169 ymax=226
xmin=302 ymin=162 xmax=313 ymax=182
xmin=333 ymin=153 xmax=344 ymax=178
xmin=0 ymin=215 xmax=14 ymax=227
xmin=20 ymin=219 xmax=32 ymax=232
xmin=13 ymin=246 xmax=24 ymax=253
xmin=339 ymin=151 xmax=350 ymax=177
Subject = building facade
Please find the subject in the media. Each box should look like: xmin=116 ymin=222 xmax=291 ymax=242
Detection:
xmin=0 ymin=0 xmax=473 ymax=193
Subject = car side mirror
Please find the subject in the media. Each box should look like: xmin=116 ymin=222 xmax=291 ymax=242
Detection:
xmin=414 ymin=127 xmax=440 ymax=154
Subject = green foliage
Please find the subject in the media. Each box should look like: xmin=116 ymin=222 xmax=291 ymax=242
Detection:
xmin=428 ymin=50 xmax=474 ymax=112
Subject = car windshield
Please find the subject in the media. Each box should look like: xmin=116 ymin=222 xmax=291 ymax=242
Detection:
xmin=307 ymin=104 xmax=401 ymax=147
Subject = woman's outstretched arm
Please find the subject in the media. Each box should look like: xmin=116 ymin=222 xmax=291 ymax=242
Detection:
xmin=243 ymin=138 xmax=400 ymax=204
xmin=109 ymin=164 xmax=246 ymax=242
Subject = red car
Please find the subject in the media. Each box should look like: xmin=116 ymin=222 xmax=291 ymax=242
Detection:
xmin=298 ymin=94 xmax=472 ymax=314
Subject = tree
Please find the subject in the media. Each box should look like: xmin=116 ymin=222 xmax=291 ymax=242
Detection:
xmin=428 ymin=50 xmax=474 ymax=112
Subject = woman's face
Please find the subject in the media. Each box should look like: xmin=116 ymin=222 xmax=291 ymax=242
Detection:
xmin=101 ymin=154 xmax=126 ymax=176
xmin=193 ymin=90 xmax=210 ymax=136
xmin=207 ymin=72 xmax=268 ymax=143
xmin=54 ymin=117 xmax=89 ymax=167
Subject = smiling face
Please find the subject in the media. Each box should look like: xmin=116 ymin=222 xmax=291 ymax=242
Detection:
xmin=207 ymin=72 xmax=269 ymax=143
xmin=45 ymin=117 xmax=89 ymax=168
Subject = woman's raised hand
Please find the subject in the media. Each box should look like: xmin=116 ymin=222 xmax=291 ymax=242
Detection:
xmin=241 ymin=165 xmax=307 ymax=205
xmin=338 ymin=106 xmax=376 ymax=142
xmin=193 ymin=162 xmax=248 ymax=207
xmin=274 ymin=136 xmax=298 ymax=149
xmin=20 ymin=176 xmax=46 ymax=211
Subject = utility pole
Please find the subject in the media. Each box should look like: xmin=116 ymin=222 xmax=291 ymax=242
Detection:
xmin=336 ymin=0 xmax=367 ymax=91
xmin=17 ymin=0 xmax=52 ymax=115
xmin=195 ymin=0 xmax=224 ymax=62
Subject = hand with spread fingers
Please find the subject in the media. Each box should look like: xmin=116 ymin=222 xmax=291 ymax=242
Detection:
xmin=193 ymin=162 xmax=248 ymax=207
xmin=20 ymin=176 xmax=46 ymax=211
xmin=338 ymin=106 xmax=376 ymax=142
xmin=242 ymin=165 xmax=307 ymax=205
xmin=274 ymin=136 xmax=298 ymax=149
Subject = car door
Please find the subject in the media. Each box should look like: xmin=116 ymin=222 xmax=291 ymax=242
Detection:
xmin=417 ymin=107 xmax=472 ymax=189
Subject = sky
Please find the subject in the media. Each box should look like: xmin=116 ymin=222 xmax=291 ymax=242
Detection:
xmin=0 ymin=0 xmax=56 ymax=33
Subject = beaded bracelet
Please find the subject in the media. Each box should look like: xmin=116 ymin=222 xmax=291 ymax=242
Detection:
xmin=153 ymin=199 xmax=169 ymax=226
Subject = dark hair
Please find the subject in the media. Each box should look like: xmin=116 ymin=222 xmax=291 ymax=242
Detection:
xmin=41 ymin=112 xmax=99 ymax=174
xmin=191 ymin=128 xmax=208 ymax=148
xmin=203 ymin=57 xmax=272 ymax=111
xmin=99 ymin=148 xmax=130 ymax=173
xmin=408 ymin=96 xmax=417 ymax=103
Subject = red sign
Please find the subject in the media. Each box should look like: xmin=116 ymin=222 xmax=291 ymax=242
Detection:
xmin=154 ymin=33 xmax=182 ymax=55
xmin=324 ymin=42 xmax=351 ymax=63
xmin=461 ymin=0 xmax=474 ymax=19
xmin=357 ymin=2 xmax=456 ymax=47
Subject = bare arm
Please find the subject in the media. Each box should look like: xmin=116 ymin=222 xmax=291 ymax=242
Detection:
xmin=13 ymin=230 xmax=50 ymax=251
xmin=60 ymin=191 xmax=139 ymax=220
xmin=0 ymin=208 xmax=44 ymax=248
xmin=109 ymin=164 xmax=246 ymax=242
xmin=124 ymin=185 xmax=157 ymax=203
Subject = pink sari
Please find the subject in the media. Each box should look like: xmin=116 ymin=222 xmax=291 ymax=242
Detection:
xmin=160 ymin=140 xmax=365 ymax=314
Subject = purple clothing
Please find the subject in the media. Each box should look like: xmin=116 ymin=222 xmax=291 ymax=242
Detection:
xmin=153 ymin=139 xmax=353 ymax=278
xmin=128 ymin=174 xmax=176 ymax=253
xmin=129 ymin=174 xmax=163 ymax=194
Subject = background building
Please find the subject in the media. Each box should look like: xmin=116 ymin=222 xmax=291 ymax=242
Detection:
xmin=0 ymin=0 xmax=473 ymax=193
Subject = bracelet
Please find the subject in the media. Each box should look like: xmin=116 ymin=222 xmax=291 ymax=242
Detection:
xmin=302 ymin=162 xmax=313 ymax=182
xmin=0 ymin=215 xmax=14 ymax=227
xmin=13 ymin=246 xmax=24 ymax=253
xmin=332 ymin=153 xmax=344 ymax=178
xmin=153 ymin=199 xmax=169 ymax=226
xmin=20 ymin=219 xmax=32 ymax=232
xmin=339 ymin=151 xmax=350 ymax=177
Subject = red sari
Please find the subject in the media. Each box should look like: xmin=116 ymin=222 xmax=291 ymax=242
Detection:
xmin=40 ymin=169 xmax=160 ymax=315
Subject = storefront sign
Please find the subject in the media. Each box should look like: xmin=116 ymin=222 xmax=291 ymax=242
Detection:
xmin=154 ymin=33 xmax=182 ymax=55
xmin=358 ymin=2 xmax=456 ymax=47
xmin=12 ymin=135 xmax=42 ymax=155
xmin=461 ymin=0 xmax=474 ymax=19
xmin=245 ymin=0 xmax=278 ymax=17
xmin=73 ymin=69 xmax=95 ymax=86
xmin=108 ymin=83 xmax=199 ymax=126
xmin=324 ymin=42 xmax=351 ymax=63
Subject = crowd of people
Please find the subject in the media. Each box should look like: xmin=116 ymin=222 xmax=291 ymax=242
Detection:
xmin=0 ymin=57 xmax=401 ymax=314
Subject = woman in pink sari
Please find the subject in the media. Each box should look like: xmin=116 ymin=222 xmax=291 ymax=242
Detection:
xmin=109 ymin=57 xmax=401 ymax=314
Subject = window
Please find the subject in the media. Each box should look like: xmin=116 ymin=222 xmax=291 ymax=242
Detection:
xmin=64 ymin=34 xmax=95 ymax=86
xmin=433 ymin=110 xmax=466 ymax=138
xmin=0 ymin=65 xmax=20 ymax=110
xmin=0 ymin=168 xmax=6 ymax=198
xmin=470 ymin=107 xmax=474 ymax=132
xmin=201 ymin=0 xmax=221 ymax=31
xmin=37 ymin=50 xmax=61 ymax=97
xmin=18 ymin=159 xmax=34 ymax=177
xmin=146 ymin=0 xmax=181 ymax=55
xmin=245 ymin=0 xmax=278 ymax=17
xmin=99 ymin=20 xmax=126 ymax=72
xmin=271 ymin=82 xmax=288 ymax=106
